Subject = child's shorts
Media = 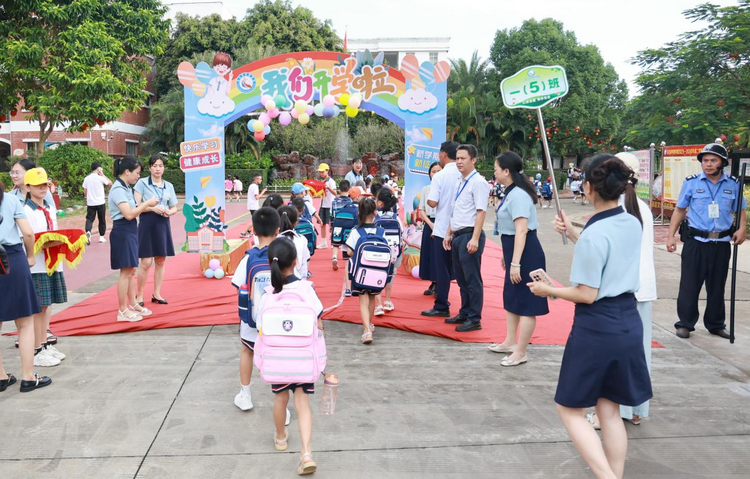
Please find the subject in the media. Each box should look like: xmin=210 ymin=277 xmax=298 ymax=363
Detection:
xmin=239 ymin=321 xmax=256 ymax=351
xmin=543 ymin=195 xmax=552 ymax=201
xmin=272 ymin=383 xmax=315 ymax=394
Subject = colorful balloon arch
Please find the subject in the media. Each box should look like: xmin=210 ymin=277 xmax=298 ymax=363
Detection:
xmin=177 ymin=50 xmax=450 ymax=251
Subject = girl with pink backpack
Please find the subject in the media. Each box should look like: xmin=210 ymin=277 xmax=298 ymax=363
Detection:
xmin=254 ymin=238 xmax=324 ymax=476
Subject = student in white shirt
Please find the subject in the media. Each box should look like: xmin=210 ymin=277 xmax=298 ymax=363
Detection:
xmin=82 ymin=161 xmax=112 ymax=244
xmin=241 ymin=173 xmax=266 ymax=238
xmin=317 ymin=163 xmax=337 ymax=248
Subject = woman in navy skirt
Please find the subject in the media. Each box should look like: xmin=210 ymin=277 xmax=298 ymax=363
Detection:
xmin=109 ymin=157 xmax=159 ymax=322
xmin=490 ymin=152 xmax=549 ymax=366
xmin=529 ymin=155 xmax=652 ymax=479
xmin=134 ymin=155 xmax=178 ymax=306
xmin=0 ymin=183 xmax=52 ymax=393
xmin=418 ymin=162 xmax=441 ymax=295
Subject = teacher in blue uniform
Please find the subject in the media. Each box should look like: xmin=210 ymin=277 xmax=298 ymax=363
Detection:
xmin=489 ymin=151 xmax=548 ymax=366
xmin=529 ymin=155 xmax=652 ymax=479
xmin=134 ymin=155 xmax=179 ymax=306
xmin=0 ymin=182 xmax=52 ymax=393
xmin=109 ymin=157 xmax=159 ymax=322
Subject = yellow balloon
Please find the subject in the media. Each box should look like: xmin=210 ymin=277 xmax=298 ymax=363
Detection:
xmin=298 ymin=113 xmax=310 ymax=125
xmin=252 ymin=120 xmax=264 ymax=132
xmin=295 ymin=100 xmax=308 ymax=114
xmin=345 ymin=106 xmax=358 ymax=118
xmin=339 ymin=93 xmax=350 ymax=106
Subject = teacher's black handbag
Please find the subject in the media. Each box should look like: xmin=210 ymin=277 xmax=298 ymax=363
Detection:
xmin=0 ymin=244 xmax=9 ymax=275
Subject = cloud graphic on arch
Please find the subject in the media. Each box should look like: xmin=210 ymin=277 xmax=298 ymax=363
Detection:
xmin=398 ymin=88 xmax=438 ymax=114
xmin=198 ymin=95 xmax=235 ymax=118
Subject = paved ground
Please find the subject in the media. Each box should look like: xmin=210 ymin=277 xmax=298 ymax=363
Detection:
xmin=1 ymin=198 xmax=749 ymax=478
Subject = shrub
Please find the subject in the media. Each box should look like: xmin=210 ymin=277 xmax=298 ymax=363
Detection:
xmin=351 ymin=121 xmax=403 ymax=157
xmin=39 ymin=144 xmax=113 ymax=197
xmin=0 ymin=172 xmax=11 ymax=190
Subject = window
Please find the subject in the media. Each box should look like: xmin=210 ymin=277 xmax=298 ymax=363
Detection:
xmin=26 ymin=141 xmax=39 ymax=156
xmin=126 ymin=141 xmax=138 ymax=156
xmin=429 ymin=52 xmax=438 ymax=64
xmin=383 ymin=51 xmax=399 ymax=68
xmin=143 ymin=91 xmax=153 ymax=109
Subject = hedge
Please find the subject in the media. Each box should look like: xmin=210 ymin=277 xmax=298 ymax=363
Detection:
xmin=476 ymin=168 xmax=567 ymax=190
xmin=160 ymin=169 xmax=267 ymax=194
xmin=0 ymin=172 xmax=10 ymax=191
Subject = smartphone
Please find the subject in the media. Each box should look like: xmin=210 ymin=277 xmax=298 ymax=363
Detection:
xmin=530 ymin=268 xmax=557 ymax=301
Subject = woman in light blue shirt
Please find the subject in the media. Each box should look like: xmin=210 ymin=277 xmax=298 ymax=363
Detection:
xmin=489 ymin=152 xmax=548 ymax=366
xmin=8 ymin=159 xmax=55 ymax=206
xmin=109 ymin=157 xmax=159 ymax=322
xmin=529 ymin=154 xmax=652 ymax=479
xmin=0 ymin=182 xmax=52 ymax=393
xmin=134 ymin=156 xmax=179 ymax=306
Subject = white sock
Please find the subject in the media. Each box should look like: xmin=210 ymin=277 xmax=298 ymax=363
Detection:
xmin=241 ymin=383 xmax=251 ymax=396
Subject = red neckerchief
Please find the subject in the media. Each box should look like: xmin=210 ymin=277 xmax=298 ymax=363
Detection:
xmin=25 ymin=199 xmax=54 ymax=231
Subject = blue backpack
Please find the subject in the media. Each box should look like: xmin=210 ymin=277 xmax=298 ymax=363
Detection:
xmin=238 ymin=246 xmax=271 ymax=329
xmin=348 ymin=227 xmax=393 ymax=293
xmin=375 ymin=212 xmax=403 ymax=258
xmin=332 ymin=201 xmax=358 ymax=246
xmin=295 ymin=217 xmax=317 ymax=256
xmin=542 ymin=183 xmax=552 ymax=196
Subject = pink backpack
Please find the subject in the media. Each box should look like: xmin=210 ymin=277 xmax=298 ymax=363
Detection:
xmin=253 ymin=280 xmax=327 ymax=384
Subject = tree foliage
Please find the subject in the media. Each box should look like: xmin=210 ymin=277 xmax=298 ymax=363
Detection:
xmin=38 ymin=144 xmax=113 ymax=197
xmin=622 ymin=1 xmax=750 ymax=149
xmin=0 ymin=0 xmax=170 ymax=153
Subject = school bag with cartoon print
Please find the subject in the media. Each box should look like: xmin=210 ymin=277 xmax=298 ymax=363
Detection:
xmin=374 ymin=211 xmax=403 ymax=258
xmin=238 ymin=246 xmax=271 ymax=329
xmin=331 ymin=198 xmax=358 ymax=246
xmin=253 ymin=280 xmax=327 ymax=384
xmin=348 ymin=226 xmax=392 ymax=293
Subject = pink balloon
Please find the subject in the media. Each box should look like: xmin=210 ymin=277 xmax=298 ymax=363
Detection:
xmin=261 ymin=94 xmax=272 ymax=106
xmin=291 ymin=109 xmax=299 ymax=119
xmin=269 ymin=108 xmax=280 ymax=119
xmin=306 ymin=105 xmax=314 ymax=116
xmin=323 ymin=95 xmax=335 ymax=107
xmin=279 ymin=111 xmax=292 ymax=126
xmin=259 ymin=112 xmax=270 ymax=125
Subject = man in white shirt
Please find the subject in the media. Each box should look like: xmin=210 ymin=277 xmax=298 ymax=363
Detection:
xmin=443 ymin=145 xmax=489 ymax=332
xmin=317 ymin=163 xmax=337 ymax=248
xmin=421 ymin=141 xmax=460 ymax=318
xmin=241 ymin=173 xmax=266 ymax=238
xmin=82 ymin=161 xmax=112 ymax=244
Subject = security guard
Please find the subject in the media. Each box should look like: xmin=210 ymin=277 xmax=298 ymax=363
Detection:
xmin=667 ymin=143 xmax=747 ymax=339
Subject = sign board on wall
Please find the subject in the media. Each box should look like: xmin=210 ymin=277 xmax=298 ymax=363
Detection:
xmin=653 ymin=144 xmax=705 ymax=216
xmin=630 ymin=149 xmax=652 ymax=201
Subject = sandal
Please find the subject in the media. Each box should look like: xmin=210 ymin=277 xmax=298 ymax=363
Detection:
xmin=130 ymin=305 xmax=153 ymax=317
xmin=117 ymin=309 xmax=143 ymax=322
xmin=373 ymin=305 xmax=385 ymax=316
xmin=626 ymin=414 xmax=642 ymax=426
xmin=361 ymin=331 xmax=373 ymax=344
xmin=297 ymin=452 xmax=317 ymax=475
xmin=274 ymin=429 xmax=288 ymax=451
xmin=331 ymin=256 xmax=338 ymax=271
xmin=383 ymin=301 xmax=395 ymax=311
xmin=586 ymin=412 xmax=601 ymax=430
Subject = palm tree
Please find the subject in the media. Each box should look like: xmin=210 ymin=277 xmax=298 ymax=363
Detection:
xmin=142 ymin=88 xmax=184 ymax=155
xmin=448 ymin=51 xmax=489 ymax=96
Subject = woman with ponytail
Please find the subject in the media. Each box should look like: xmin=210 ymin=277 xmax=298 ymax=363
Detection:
xmin=109 ymin=157 xmax=159 ymax=322
xmin=529 ymin=154 xmax=652 ymax=479
xmin=489 ymin=152 xmax=548 ymax=366
xmin=557 ymin=153 xmax=656 ymax=428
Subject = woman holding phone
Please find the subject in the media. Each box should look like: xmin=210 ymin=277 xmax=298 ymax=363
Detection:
xmin=489 ymin=151 xmax=548 ymax=366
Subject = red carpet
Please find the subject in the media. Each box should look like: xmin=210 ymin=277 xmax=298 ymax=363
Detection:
xmin=43 ymin=222 xmax=661 ymax=347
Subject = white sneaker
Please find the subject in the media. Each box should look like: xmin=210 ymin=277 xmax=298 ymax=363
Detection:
xmin=234 ymin=391 xmax=254 ymax=411
xmin=44 ymin=345 xmax=65 ymax=360
xmin=285 ymin=408 xmax=291 ymax=426
xmin=34 ymin=349 xmax=61 ymax=367
xmin=99 ymin=237 xmax=107 ymax=243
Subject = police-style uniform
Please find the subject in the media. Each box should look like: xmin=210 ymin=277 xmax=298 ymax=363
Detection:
xmin=674 ymin=144 xmax=746 ymax=333
xmin=108 ymin=178 xmax=139 ymax=270
xmin=134 ymin=176 xmax=178 ymax=259
xmin=0 ymin=192 xmax=41 ymax=321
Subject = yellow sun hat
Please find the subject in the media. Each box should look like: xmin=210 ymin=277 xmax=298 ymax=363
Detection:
xmin=24 ymin=168 xmax=49 ymax=186
xmin=317 ymin=163 xmax=330 ymax=172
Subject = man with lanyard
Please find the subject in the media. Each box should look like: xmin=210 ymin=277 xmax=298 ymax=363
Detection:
xmin=421 ymin=141 xmax=460 ymax=319
xmin=667 ymin=143 xmax=747 ymax=339
xmin=441 ymin=145 xmax=490 ymax=332
xmin=344 ymin=158 xmax=364 ymax=186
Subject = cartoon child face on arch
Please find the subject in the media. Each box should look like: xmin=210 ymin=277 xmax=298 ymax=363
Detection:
xmin=197 ymin=52 xmax=236 ymax=117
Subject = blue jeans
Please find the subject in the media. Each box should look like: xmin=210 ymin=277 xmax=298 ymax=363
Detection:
xmin=450 ymin=231 xmax=485 ymax=323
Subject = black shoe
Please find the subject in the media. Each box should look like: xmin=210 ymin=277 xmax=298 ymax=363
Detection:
xmin=456 ymin=320 xmax=482 ymax=332
xmin=445 ymin=314 xmax=466 ymax=324
xmin=151 ymin=296 xmax=168 ymax=305
xmin=20 ymin=374 xmax=52 ymax=393
xmin=423 ymin=283 xmax=436 ymax=295
xmin=421 ymin=308 xmax=450 ymax=317
xmin=710 ymin=329 xmax=731 ymax=339
xmin=0 ymin=374 xmax=17 ymax=392
xmin=675 ymin=327 xmax=690 ymax=339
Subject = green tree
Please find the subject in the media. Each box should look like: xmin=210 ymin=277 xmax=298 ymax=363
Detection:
xmin=0 ymin=0 xmax=170 ymax=154
xmin=142 ymin=89 xmax=185 ymax=155
xmin=489 ymin=18 xmax=628 ymax=158
xmin=622 ymin=1 xmax=750 ymax=149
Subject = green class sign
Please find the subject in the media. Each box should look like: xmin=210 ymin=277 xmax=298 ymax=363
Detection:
xmin=500 ymin=65 xmax=569 ymax=109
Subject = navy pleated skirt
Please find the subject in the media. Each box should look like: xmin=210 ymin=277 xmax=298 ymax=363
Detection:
xmin=419 ymin=218 xmax=436 ymax=281
xmin=501 ymin=231 xmax=549 ymax=316
xmin=138 ymin=212 xmax=175 ymax=258
xmin=110 ymin=219 xmax=139 ymax=270
xmin=0 ymin=244 xmax=41 ymax=321
xmin=555 ymin=293 xmax=653 ymax=408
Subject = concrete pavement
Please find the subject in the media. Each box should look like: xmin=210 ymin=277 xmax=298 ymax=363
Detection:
xmin=1 ymin=198 xmax=749 ymax=478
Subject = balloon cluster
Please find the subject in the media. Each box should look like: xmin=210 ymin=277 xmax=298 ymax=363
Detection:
xmin=247 ymin=92 xmax=365 ymax=141
xmin=204 ymin=258 xmax=225 ymax=279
